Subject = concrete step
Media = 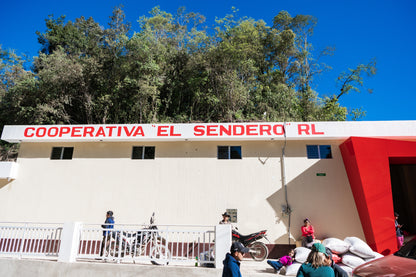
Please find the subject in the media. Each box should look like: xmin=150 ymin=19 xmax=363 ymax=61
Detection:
xmin=0 ymin=257 xmax=286 ymax=277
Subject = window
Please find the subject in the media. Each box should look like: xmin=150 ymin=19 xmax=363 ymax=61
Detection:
xmin=226 ymin=209 xmax=238 ymax=223
xmin=132 ymin=146 xmax=155 ymax=159
xmin=218 ymin=146 xmax=242 ymax=159
xmin=306 ymin=145 xmax=332 ymax=159
xmin=51 ymin=147 xmax=74 ymax=160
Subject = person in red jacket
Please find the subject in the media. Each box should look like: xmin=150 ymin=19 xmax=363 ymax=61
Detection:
xmin=301 ymin=218 xmax=315 ymax=247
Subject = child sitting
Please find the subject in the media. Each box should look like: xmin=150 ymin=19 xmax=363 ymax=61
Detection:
xmin=267 ymin=249 xmax=295 ymax=273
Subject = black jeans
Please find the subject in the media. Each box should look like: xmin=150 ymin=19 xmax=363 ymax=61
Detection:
xmin=100 ymin=234 xmax=111 ymax=256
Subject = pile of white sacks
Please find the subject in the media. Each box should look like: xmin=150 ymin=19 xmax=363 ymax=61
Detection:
xmin=281 ymin=237 xmax=384 ymax=276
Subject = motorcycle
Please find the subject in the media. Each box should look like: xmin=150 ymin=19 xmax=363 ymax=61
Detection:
xmin=105 ymin=213 xmax=171 ymax=265
xmin=232 ymin=229 xmax=269 ymax=261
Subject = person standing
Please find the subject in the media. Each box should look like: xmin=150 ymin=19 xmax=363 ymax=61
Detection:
xmin=219 ymin=211 xmax=236 ymax=231
xmin=100 ymin=210 xmax=115 ymax=256
xmin=222 ymin=241 xmax=249 ymax=277
xmin=219 ymin=212 xmax=231 ymax=224
xmin=301 ymin=218 xmax=315 ymax=247
xmin=296 ymin=243 xmax=335 ymax=277
xmin=395 ymin=212 xmax=404 ymax=249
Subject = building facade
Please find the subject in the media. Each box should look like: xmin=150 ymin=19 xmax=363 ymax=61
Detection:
xmin=1 ymin=121 xmax=415 ymax=256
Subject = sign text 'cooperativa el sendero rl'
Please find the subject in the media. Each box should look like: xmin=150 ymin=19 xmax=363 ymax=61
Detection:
xmin=21 ymin=123 xmax=323 ymax=138
xmin=0 ymin=122 xmax=360 ymax=142
xmin=2 ymin=121 xmax=416 ymax=142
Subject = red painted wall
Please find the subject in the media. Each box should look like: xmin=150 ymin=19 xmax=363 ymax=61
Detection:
xmin=340 ymin=137 xmax=416 ymax=255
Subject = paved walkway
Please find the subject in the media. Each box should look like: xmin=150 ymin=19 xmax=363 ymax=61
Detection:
xmin=239 ymin=259 xmax=285 ymax=276
xmin=0 ymin=257 xmax=286 ymax=277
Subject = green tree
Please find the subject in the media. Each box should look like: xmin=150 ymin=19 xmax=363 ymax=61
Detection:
xmin=0 ymin=6 xmax=377 ymax=134
xmin=322 ymin=59 xmax=377 ymax=120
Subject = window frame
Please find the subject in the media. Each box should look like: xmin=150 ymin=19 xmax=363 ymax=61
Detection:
xmin=132 ymin=146 xmax=155 ymax=160
xmin=50 ymin=147 xmax=74 ymax=160
xmin=217 ymin=146 xmax=242 ymax=160
xmin=306 ymin=145 xmax=332 ymax=159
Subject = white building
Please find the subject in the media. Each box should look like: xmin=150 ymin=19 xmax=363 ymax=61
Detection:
xmin=1 ymin=121 xmax=416 ymax=256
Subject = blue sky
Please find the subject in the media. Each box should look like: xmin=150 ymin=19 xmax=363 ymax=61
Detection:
xmin=1 ymin=0 xmax=415 ymax=121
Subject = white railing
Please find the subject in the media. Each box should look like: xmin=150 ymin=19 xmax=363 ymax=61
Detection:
xmin=78 ymin=224 xmax=217 ymax=266
xmin=0 ymin=222 xmax=63 ymax=259
xmin=0 ymin=222 xmax=231 ymax=268
xmin=0 ymin=162 xmax=19 ymax=180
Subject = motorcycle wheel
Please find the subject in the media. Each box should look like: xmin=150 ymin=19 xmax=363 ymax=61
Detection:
xmin=248 ymin=241 xmax=268 ymax=261
xmin=150 ymin=238 xmax=171 ymax=265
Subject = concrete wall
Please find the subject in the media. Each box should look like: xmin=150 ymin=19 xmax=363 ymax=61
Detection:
xmin=0 ymin=139 xmax=364 ymax=244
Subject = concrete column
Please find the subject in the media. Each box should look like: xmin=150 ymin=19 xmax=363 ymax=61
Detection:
xmin=215 ymin=224 xmax=231 ymax=268
xmin=58 ymin=222 xmax=82 ymax=263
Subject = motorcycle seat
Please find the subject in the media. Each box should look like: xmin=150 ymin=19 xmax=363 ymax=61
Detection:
xmin=232 ymin=230 xmax=267 ymax=242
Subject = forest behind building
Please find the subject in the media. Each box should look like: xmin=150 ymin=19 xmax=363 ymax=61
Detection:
xmin=0 ymin=6 xmax=376 ymax=159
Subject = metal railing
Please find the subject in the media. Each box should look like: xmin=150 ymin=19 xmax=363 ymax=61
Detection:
xmin=0 ymin=222 xmax=63 ymax=259
xmin=78 ymin=224 xmax=216 ymax=266
xmin=0 ymin=222 xmax=228 ymax=268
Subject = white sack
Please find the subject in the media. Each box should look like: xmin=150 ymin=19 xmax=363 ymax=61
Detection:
xmin=322 ymin=238 xmax=351 ymax=254
xmin=341 ymin=252 xmax=366 ymax=268
xmin=344 ymin=237 xmax=375 ymax=259
xmin=364 ymin=251 xmax=384 ymax=262
xmin=294 ymin=247 xmax=311 ymax=263
xmin=283 ymin=262 xmax=302 ymax=276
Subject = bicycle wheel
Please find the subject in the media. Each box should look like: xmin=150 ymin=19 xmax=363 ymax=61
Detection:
xmin=248 ymin=241 xmax=268 ymax=261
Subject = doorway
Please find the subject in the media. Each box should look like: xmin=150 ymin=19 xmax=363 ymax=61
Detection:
xmin=389 ymin=164 xmax=416 ymax=237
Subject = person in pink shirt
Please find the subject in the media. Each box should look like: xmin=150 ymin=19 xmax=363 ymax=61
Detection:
xmin=267 ymin=249 xmax=295 ymax=273
xmin=301 ymin=218 xmax=315 ymax=247
xmin=395 ymin=212 xmax=404 ymax=249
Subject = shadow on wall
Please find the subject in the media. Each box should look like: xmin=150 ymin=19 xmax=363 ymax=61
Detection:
xmin=0 ymin=179 xmax=14 ymax=190
xmin=266 ymin=159 xmax=365 ymax=245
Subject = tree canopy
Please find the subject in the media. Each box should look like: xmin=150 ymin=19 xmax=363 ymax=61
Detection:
xmin=0 ymin=7 xmax=376 ymax=139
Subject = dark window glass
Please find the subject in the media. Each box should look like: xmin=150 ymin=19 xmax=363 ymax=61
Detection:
xmin=132 ymin=146 xmax=143 ymax=159
xmin=306 ymin=145 xmax=319 ymax=159
xmin=307 ymin=145 xmax=332 ymax=159
xmin=62 ymin=147 xmax=74 ymax=159
xmin=144 ymin=147 xmax=155 ymax=159
xmin=51 ymin=147 xmax=63 ymax=160
xmin=51 ymin=147 xmax=73 ymax=160
xmin=132 ymin=146 xmax=155 ymax=159
xmin=218 ymin=146 xmax=229 ymax=159
xmin=230 ymin=146 xmax=242 ymax=159
xmin=218 ymin=146 xmax=242 ymax=159
xmin=319 ymin=145 xmax=332 ymax=159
